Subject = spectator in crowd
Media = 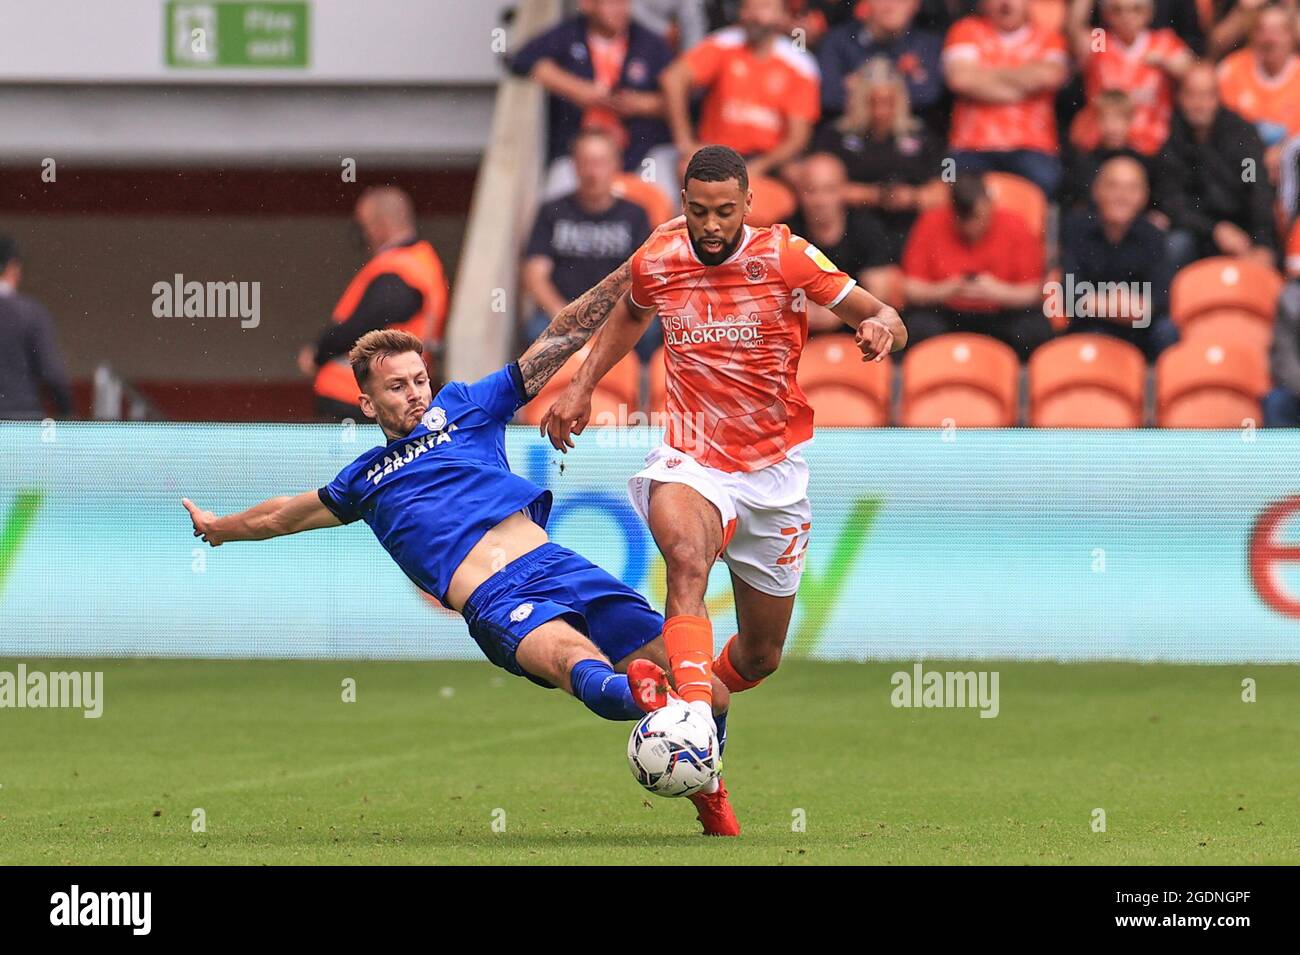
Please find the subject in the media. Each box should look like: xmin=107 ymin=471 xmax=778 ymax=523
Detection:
xmin=508 ymin=0 xmax=674 ymax=201
xmin=521 ymin=129 xmax=658 ymax=361
xmin=635 ymin=0 xmax=710 ymax=52
xmin=1206 ymin=0 xmax=1297 ymax=61
xmin=660 ymin=0 xmax=820 ymax=180
xmin=942 ymin=0 xmax=1071 ymax=196
xmin=1059 ymin=156 xmax=1176 ymax=359
xmin=300 ymin=187 xmax=448 ymax=422
xmin=816 ymin=0 xmax=945 ymax=128
xmin=1266 ymin=278 xmax=1300 ymax=423
xmin=787 ymin=152 xmax=894 ymax=333
xmin=1217 ymin=3 xmax=1300 ymax=177
xmin=901 ymin=173 xmax=1054 ymax=359
xmin=813 ymin=56 xmax=944 ymax=262
xmin=1077 ymin=0 xmax=1208 ymax=54
xmin=0 ymin=235 xmax=72 ymax=420
xmin=1059 ymin=90 xmax=1159 ymax=211
xmin=1280 ymin=132 xmax=1300 ymax=223
xmin=1155 ymin=62 xmax=1277 ymax=270
xmin=1067 ymin=0 xmax=1193 ymax=157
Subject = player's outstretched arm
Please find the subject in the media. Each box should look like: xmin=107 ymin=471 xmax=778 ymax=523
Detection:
xmin=830 ymin=285 xmax=908 ymax=362
xmin=518 ymin=214 xmax=684 ymax=399
xmin=182 ymin=491 xmax=341 ymax=547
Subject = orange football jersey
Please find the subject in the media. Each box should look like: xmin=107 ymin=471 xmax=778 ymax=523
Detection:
xmin=629 ymin=223 xmax=856 ymax=472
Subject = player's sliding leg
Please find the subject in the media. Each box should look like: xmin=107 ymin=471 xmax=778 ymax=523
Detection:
xmin=618 ymin=640 xmax=739 ymax=837
xmin=714 ymin=571 xmax=797 ymax=693
xmin=646 ymin=480 xmax=724 ymax=722
xmin=514 ymin=619 xmax=642 ymax=721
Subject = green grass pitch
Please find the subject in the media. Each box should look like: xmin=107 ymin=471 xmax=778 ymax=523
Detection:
xmin=0 ymin=658 xmax=1295 ymax=864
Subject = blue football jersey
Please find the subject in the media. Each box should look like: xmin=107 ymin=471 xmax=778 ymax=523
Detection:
xmin=317 ymin=363 xmax=551 ymax=602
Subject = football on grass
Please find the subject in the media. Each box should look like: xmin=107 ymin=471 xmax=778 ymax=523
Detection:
xmin=627 ymin=705 xmax=719 ymax=797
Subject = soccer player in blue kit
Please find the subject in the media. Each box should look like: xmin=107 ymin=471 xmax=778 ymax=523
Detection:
xmin=181 ymin=221 xmax=740 ymax=836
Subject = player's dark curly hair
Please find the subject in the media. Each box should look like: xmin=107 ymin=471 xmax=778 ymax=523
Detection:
xmin=683 ymin=145 xmax=749 ymax=193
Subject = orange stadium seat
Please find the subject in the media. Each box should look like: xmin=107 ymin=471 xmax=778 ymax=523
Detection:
xmin=798 ymin=333 xmax=892 ymax=425
xmin=1156 ymin=339 xmax=1269 ymax=427
xmin=516 ymin=342 xmax=640 ymax=426
xmin=1029 ymin=0 xmax=1067 ymax=33
xmin=900 ymin=334 xmax=1020 ymax=427
xmin=984 ymin=172 xmax=1048 ymax=237
xmin=612 ymin=173 xmax=674 ymax=230
xmin=932 ymin=171 xmax=1047 ymax=237
xmin=747 ymin=174 xmax=797 ymax=227
xmin=1028 ymin=334 xmax=1146 ymax=427
xmin=1170 ymin=257 xmax=1284 ymax=326
xmin=1179 ymin=307 xmax=1274 ymax=354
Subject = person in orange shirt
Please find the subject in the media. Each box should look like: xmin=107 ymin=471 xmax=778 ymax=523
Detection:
xmin=539 ymin=146 xmax=905 ymax=834
xmin=298 ymin=187 xmax=448 ymax=422
xmin=1067 ymin=0 xmax=1193 ymax=156
xmin=942 ymin=0 xmax=1071 ymax=196
xmin=1218 ymin=3 xmax=1300 ymax=179
xmin=659 ymin=0 xmax=821 ymax=181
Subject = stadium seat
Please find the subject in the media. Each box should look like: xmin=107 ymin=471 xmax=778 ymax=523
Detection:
xmin=1170 ymin=257 xmax=1284 ymax=326
xmin=612 ymin=173 xmax=674 ymax=230
xmin=932 ymin=171 xmax=1047 ymax=236
xmin=1178 ymin=307 xmax=1274 ymax=354
xmin=1028 ymin=334 xmax=1146 ymax=427
xmin=516 ymin=342 xmax=640 ymax=426
xmin=798 ymin=334 xmax=892 ymax=426
xmin=1029 ymin=0 xmax=1067 ymax=33
xmin=983 ymin=172 xmax=1048 ymax=237
xmin=747 ymin=174 xmax=797 ymax=227
xmin=1155 ymin=339 xmax=1269 ymax=427
xmin=900 ymin=334 xmax=1020 ymax=427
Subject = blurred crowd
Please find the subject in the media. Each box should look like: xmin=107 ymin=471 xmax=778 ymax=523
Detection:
xmin=509 ymin=0 xmax=1300 ymax=424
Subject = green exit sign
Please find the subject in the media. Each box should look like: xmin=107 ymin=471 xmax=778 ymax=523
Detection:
xmin=166 ymin=1 xmax=310 ymax=69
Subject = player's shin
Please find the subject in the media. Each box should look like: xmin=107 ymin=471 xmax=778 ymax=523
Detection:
xmin=568 ymin=659 xmax=643 ymax=721
xmin=662 ymin=614 xmax=715 ymax=723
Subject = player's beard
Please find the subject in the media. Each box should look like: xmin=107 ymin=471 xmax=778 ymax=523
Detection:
xmin=690 ymin=227 xmax=744 ymax=266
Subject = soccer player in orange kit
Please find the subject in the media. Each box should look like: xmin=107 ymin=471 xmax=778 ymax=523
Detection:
xmin=541 ymin=145 xmax=906 ymax=833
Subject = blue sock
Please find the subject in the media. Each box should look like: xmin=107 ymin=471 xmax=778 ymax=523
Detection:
xmin=569 ymin=659 xmax=643 ymax=721
xmin=715 ymin=710 xmax=728 ymax=754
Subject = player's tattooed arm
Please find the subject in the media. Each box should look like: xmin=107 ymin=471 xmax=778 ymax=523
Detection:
xmin=517 ymin=260 xmax=633 ymax=399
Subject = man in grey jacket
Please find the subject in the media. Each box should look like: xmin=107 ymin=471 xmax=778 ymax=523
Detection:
xmin=0 ymin=235 xmax=72 ymax=419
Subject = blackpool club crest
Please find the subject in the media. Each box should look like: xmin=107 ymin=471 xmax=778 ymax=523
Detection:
xmin=742 ymin=257 xmax=768 ymax=283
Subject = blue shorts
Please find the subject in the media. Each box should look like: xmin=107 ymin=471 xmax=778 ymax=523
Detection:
xmin=460 ymin=542 xmax=664 ymax=689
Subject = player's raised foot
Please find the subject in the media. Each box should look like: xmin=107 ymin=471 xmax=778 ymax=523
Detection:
xmin=627 ymin=658 xmax=678 ymax=713
xmin=688 ymin=778 xmax=740 ymax=837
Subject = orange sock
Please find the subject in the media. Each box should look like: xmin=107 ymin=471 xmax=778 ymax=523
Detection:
xmin=662 ymin=615 xmax=714 ymax=706
xmin=713 ymin=635 xmax=763 ymax=693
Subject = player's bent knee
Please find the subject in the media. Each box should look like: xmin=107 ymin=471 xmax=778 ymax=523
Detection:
xmin=660 ymin=539 xmax=713 ymax=580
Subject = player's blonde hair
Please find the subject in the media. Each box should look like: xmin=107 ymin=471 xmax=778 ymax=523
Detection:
xmin=349 ymin=328 xmax=424 ymax=389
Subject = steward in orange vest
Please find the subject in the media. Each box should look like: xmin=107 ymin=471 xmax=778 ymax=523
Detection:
xmin=302 ymin=188 xmax=448 ymax=420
